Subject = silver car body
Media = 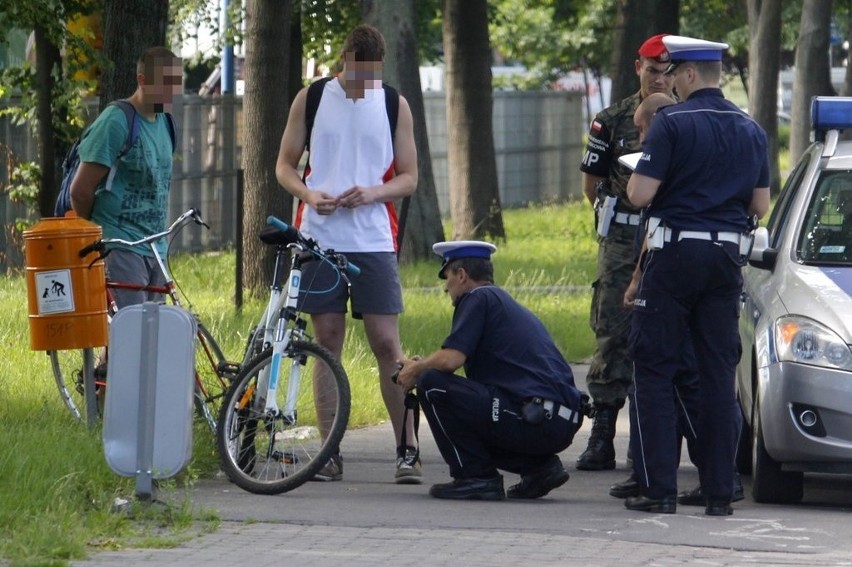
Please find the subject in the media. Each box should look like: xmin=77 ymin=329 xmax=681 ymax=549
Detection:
xmin=738 ymin=111 xmax=852 ymax=503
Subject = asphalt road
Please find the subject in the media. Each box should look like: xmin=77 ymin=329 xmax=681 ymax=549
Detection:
xmin=74 ymin=365 xmax=852 ymax=567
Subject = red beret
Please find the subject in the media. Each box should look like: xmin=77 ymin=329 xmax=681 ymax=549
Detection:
xmin=638 ymin=34 xmax=671 ymax=63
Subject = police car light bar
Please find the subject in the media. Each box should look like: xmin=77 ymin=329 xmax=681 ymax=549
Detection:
xmin=811 ymin=96 xmax=852 ymax=131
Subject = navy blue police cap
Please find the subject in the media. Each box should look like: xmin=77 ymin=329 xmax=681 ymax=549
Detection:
xmin=432 ymin=240 xmax=497 ymax=279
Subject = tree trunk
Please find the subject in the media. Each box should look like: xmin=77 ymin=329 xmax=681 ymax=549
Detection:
xmin=747 ymin=0 xmax=782 ymax=196
xmin=288 ymin=0 xmax=303 ymax=108
xmin=361 ymin=0 xmax=445 ymax=261
xmin=790 ymin=0 xmax=835 ymax=163
xmin=609 ymin=0 xmax=679 ymax=102
xmin=101 ymin=0 xmax=169 ymax=109
xmin=33 ymin=25 xmax=63 ymax=218
xmin=241 ymin=0 xmax=293 ymax=297
xmin=442 ymin=0 xmax=504 ymax=240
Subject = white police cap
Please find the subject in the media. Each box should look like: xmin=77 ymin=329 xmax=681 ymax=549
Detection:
xmin=662 ymin=35 xmax=729 ymax=62
xmin=432 ymin=240 xmax=497 ymax=279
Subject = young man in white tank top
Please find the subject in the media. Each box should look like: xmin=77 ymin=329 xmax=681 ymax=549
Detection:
xmin=275 ymin=24 xmax=420 ymax=484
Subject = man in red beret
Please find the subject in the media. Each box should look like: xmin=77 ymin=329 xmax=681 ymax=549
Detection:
xmin=576 ymin=34 xmax=674 ymax=472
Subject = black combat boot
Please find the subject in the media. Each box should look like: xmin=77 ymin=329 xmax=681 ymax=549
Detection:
xmin=576 ymin=405 xmax=618 ymax=470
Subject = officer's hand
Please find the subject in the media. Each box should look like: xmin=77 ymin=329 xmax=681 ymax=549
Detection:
xmin=394 ymin=356 xmax=421 ymax=391
xmin=623 ymin=275 xmax=640 ymax=308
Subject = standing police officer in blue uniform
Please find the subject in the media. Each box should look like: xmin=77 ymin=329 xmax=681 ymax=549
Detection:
xmin=624 ymin=36 xmax=770 ymax=516
xmin=395 ymin=241 xmax=583 ymax=501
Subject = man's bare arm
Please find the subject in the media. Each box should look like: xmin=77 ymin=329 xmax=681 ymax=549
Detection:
xmin=69 ymin=162 xmax=109 ymax=219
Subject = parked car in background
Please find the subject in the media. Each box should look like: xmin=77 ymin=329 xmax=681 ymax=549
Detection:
xmin=737 ymin=96 xmax=852 ymax=504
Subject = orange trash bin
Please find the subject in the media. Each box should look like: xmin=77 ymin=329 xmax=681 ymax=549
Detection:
xmin=24 ymin=214 xmax=108 ymax=350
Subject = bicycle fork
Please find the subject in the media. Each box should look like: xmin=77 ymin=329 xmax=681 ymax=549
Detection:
xmin=257 ymin=264 xmax=306 ymax=423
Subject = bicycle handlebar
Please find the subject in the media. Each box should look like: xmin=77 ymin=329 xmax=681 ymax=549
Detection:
xmin=78 ymin=208 xmax=209 ymax=258
xmin=266 ymin=215 xmax=361 ymax=277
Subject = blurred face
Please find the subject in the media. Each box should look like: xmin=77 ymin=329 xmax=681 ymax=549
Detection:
xmin=140 ymin=56 xmax=183 ymax=112
xmin=342 ymin=52 xmax=382 ymax=96
xmin=636 ymin=58 xmax=673 ymax=98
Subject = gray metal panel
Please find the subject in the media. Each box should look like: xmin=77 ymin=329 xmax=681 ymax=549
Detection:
xmin=103 ymin=303 xmax=196 ymax=479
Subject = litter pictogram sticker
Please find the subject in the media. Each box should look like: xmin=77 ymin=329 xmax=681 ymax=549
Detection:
xmin=36 ymin=269 xmax=75 ymax=314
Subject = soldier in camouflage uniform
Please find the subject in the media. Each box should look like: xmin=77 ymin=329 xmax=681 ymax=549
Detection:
xmin=576 ymin=34 xmax=675 ymax=471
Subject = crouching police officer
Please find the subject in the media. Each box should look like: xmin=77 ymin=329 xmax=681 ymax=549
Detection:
xmin=395 ymin=241 xmax=583 ymax=500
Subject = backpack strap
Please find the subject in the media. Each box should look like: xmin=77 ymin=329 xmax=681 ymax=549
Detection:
xmin=305 ymin=77 xmax=333 ymax=152
xmin=109 ymin=100 xmax=140 ymax=158
xmin=164 ymin=112 xmax=177 ymax=153
xmin=380 ymin=83 xmax=406 ymax=256
xmin=382 ymin=82 xmax=399 ymax=145
xmin=104 ymin=100 xmax=140 ymax=191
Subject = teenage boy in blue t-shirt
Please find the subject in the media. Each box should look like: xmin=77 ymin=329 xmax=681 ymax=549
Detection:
xmin=70 ymin=46 xmax=182 ymax=308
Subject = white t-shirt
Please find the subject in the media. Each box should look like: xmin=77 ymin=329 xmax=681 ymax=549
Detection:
xmin=298 ymin=77 xmax=398 ymax=253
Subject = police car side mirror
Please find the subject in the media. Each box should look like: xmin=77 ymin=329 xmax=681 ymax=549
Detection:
xmin=748 ymin=227 xmax=778 ymax=270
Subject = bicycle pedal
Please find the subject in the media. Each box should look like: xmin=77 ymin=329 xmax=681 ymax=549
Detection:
xmin=217 ymin=361 xmax=242 ymax=377
xmin=273 ymin=451 xmax=299 ymax=465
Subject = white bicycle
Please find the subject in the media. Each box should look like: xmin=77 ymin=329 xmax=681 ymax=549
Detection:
xmin=216 ymin=216 xmax=355 ymax=494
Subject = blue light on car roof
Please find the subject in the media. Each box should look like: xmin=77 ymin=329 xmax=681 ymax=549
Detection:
xmin=811 ymin=96 xmax=852 ymax=131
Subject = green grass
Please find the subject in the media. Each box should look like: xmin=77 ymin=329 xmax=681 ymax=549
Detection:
xmin=0 ymin=201 xmax=596 ymax=566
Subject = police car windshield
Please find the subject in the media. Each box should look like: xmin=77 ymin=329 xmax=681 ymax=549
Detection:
xmin=797 ymin=171 xmax=852 ymax=265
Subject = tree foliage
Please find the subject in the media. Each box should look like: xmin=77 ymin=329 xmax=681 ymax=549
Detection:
xmin=489 ymin=0 xmax=615 ymax=88
xmin=0 ymin=0 xmax=104 ymax=219
xmin=300 ymin=0 xmax=441 ymax=72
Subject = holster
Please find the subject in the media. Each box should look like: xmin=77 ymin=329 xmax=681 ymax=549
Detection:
xmin=521 ymin=397 xmax=547 ymax=425
xmin=595 ymin=196 xmax=617 ymax=238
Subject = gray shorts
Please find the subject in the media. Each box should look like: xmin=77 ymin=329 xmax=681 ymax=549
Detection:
xmin=298 ymin=252 xmax=403 ymax=318
xmin=105 ymin=248 xmax=167 ymax=309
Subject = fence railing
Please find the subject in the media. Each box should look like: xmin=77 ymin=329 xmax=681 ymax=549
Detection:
xmin=1 ymin=90 xmax=584 ymax=272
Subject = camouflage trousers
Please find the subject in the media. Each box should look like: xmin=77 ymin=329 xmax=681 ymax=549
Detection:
xmin=587 ymin=222 xmax=639 ymax=406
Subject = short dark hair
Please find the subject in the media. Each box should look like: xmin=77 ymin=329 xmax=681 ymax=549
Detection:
xmin=137 ymin=47 xmax=180 ymax=75
xmin=342 ymin=24 xmax=386 ymax=62
xmin=447 ymin=258 xmax=494 ymax=283
xmin=692 ymin=60 xmax=722 ymax=82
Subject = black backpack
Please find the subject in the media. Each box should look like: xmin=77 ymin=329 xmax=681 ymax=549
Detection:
xmin=54 ymin=100 xmax=176 ymax=217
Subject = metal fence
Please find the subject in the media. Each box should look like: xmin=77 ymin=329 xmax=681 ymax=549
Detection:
xmin=1 ymin=90 xmax=584 ymax=271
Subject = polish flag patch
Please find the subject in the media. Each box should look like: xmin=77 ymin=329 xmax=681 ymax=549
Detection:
xmin=591 ymin=120 xmax=603 ymax=132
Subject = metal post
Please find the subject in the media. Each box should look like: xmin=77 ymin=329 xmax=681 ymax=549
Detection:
xmin=220 ymin=0 xmax=234 ymax=94
xmin=135 ymin=302 xmax=159 ymax=501
xmin=82 ymin=348 xmax=97 ymax=428
xmin=235 ymin=168 xmax=244 ymax=309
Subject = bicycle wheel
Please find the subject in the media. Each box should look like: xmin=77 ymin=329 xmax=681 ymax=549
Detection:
xmin=48 ymin=347 xmax=105 ymax=423
xmin=194 ymin=322 xmax=231 ymax=433
xmin=217 ymin=340 xmax=351 ymax=495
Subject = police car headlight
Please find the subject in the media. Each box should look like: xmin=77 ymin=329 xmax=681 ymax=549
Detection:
xmin=775 ymin=316 xmax=852 ymax=370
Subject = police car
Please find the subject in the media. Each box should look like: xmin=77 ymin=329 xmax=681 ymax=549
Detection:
xmin=737 ymin=97 xmax=852 ymax=504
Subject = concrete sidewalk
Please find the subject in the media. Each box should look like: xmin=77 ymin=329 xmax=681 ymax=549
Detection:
xmin=73 ymin=364 xmax=852 ymax=566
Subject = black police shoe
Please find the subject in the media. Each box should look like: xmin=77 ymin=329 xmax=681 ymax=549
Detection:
xmin=507 ymin=456 xmax=570 ymax=499
xmin=429 ymin=475 xmax=505 ymax=501
xmin=705 ymin=500 xmax=733 ymax=516
xmin=677 ymin=474 xmax=745 ymax=506
xmin=624 ymin=495 xmax=677 ymax=514
xmin=609 ymin=475 xmax=640 ymax=499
